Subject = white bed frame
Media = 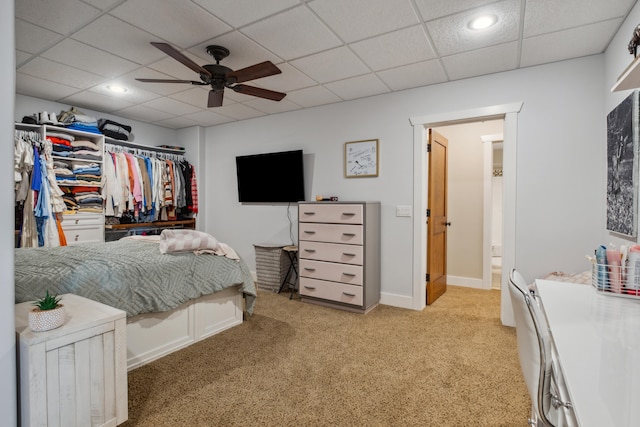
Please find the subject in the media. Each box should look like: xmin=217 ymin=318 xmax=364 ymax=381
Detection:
xmin=125 ymin=286 xmax=244 ymax=371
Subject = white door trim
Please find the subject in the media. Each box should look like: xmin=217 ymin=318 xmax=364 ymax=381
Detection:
xmin=410 ymin=102 xmax=523 ymax=326
xmin=482 ymin=133 xmax=504 ymax=290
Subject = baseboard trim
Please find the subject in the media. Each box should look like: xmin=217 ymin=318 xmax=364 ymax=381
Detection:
xmin=447 ymin=275 xmax=487 ymax=290
xmin=380 ymin=292 xmax=415 ymax=310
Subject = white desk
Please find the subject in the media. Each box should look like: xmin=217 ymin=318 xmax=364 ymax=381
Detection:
xmin=536 ymin=280 xmax=640 ymax=427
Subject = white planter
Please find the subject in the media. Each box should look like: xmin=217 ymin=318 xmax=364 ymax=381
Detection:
xmin=29 ymin=305 xmax=66 ymax=332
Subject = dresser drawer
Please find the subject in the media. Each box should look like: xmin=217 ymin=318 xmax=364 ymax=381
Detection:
xmin=300 ymin=278 xmax=363 ymax=306
xmin=63 ymin=225 xmax=104 ymax=245
xmin=299 ymin=259 xmax=363 ymax=286
xmin=299 ymin=204 xmax=363 ymax=224
xmin=299 ymin=223 xmax=363 ymax=245
xmin=299 ymin=241 xmax=363 ymax=265
xmin=63 ymin=213 xmax=104 ymax=227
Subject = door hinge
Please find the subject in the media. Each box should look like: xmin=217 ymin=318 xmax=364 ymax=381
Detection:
xmin=426 ymin=209 xmax=430 ymax=217
xmin=426 ymin=273 xmax=430 ymax=282
xmin=427 ymin=143 xmax=431 ymax=153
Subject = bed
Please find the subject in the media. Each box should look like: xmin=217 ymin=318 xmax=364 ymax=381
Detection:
xmin=15 ymin=236 xmax=257 ymax=370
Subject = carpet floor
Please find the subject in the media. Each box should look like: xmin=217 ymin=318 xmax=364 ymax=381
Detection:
xmin=122 ymin=286 xmax=530 ymax=426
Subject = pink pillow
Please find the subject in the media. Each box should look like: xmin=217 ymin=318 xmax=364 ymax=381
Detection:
xmin=159 ymin=229 xmax=220 ymax=254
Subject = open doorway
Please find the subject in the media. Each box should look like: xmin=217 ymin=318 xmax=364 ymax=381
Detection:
xmin=409 ymin=102 xmax=523 ymax=326
xmin=432 ymin=121 xmax=504 ymax=293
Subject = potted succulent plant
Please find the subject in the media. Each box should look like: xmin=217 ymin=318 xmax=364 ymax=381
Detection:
xmin=29 ymin=290 xmax=65 ymax=332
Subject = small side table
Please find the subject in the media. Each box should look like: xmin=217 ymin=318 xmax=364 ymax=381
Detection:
xmin=15 ymin=294 xmax=128 ymax=427
xmin=278 ymin=245 xmax=299 ymax=299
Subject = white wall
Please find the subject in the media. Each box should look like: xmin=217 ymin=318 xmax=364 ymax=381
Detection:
xmin=203 ymin=55 xmax=605 ymax=303
xmin=1 ymin=1 xmax=17 ymax=424
xmin=604 ymin=1 xmax=640 ymax=247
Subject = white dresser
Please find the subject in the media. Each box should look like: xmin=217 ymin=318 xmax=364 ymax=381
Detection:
xmin=62 ymin=212 xmax=105 ymax=245
xmin=15 ymin=294 xmax=128 ymax=427
xmin=298 ymin=201 xmax=380 ymax=313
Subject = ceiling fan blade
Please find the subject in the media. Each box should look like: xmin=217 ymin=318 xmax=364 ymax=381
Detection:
xmin=150 ymin=42 xmax=211 ymax=77
xmin=232 ymin=84 xmax=286 ymax=101
xmin=136 ymin=78 xmax=205 ymax=84
xmin=208 ymin=90 xmax=224 ymax=108
xmin=227 ymin=61 xmax=281 ymax=83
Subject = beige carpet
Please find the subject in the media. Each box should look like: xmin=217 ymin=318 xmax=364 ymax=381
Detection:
xmin=122 ymin=286 xmax=530 ymax=426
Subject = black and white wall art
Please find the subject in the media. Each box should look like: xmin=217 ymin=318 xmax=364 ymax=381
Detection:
xmin=607 ymin=90 xmax=639 ymax=237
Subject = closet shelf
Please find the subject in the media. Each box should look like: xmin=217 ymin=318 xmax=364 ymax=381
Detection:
xmin=105 ymin=137 xmax=185 ymax=155
xmin=612 ymin=55 xmax=640 ymax=92
xmin=105 ymin=219 xmax=196 ymax=230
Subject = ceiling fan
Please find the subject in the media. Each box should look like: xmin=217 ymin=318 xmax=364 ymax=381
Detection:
xmin=136 ymin=42 xmax=286 ymax=108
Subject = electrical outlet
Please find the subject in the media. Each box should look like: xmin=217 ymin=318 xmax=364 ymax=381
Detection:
xmin=396 ymin=205 xmax=412 ymax=217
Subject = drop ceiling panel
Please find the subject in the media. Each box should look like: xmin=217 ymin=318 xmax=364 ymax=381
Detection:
xmin=142 ymin=97 xmax=203 ymax=116
xmin=42 ymin=39 xmax=140 ymax=78
xmin=15 ymin=19 xmax=63 ymax=54
xmin=110 ymin=0 xmax=231 ymax=48
xmin=245 ymin=98 xmax=302 ymax=114
xmin=192 ymin=0 xmax=301 ymax=28
xmin=350 ymin=25 xmax=436 ymax=71
xmin=324 ymin=74 xmax=390 ymax=100
xmin=213 ymin=103 xmax=266 ymax=120
xmin=61 ymin=90 xmax=134 ymax=113
xmin=309 ymin=0 xmax=420 ymax=43
xmin=179 ymin=110 xmax=234 ymax=127
xmin=71 ymin=15 xmax=165 ymax=64
xmin=153 ymin=115 xmax=200 ymax=130
xmin=15 ymin=0 xmax=100 ymax=35
xmin=16 ymin=73 xmax=79 ymax=101
xmin=427 ymin=0 xmax=521 ymax=56
xmin=290 ymin=46 xmax=370 ymax=83
xmin=441 ymin=41 xmax=518 ymax=80
xmin=377 ymin=59 xmax=448 ymax=91
xmin=240 ymin=6 xmax=342 ymax=60
xmin=415 ymin=0 xmax=497 ymax=21
xmin=285 ymin=85 xmax=343 ymax=108
xmin=113 ymin=105 xmax=175 ymax=123
xmin=18 ymin=57 xmax=104 ymax=90
xmin=523 ymin=0 xmax=635 ymax=37
xmin=521 ymin=19 xmax=623 ymax=68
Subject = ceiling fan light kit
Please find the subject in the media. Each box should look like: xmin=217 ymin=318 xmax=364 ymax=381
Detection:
xmin=136 ymin=42 xmax=286 ymax=108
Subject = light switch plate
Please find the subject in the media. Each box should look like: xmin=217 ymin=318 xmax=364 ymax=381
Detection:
xmin=396 ymin=205 xmax=412 ymax=217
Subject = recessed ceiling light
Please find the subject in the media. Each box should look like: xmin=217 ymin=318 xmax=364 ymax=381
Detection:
xmin=106 ymin=85 xmax=127 ymax=93
xmin=467 ymin=14 xmax=498 ymax=31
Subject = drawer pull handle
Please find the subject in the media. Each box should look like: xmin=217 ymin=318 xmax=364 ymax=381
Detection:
xmin=304 ymin=230 xmax=316 ymax=234
xmin=342 ymin=212 xmax=356 ymax=216
xmin=342 ymin=292 xmax=356 ymax=297
xmin=303 ymin=212 xmax=316 ymax=215
xmin=343 ymin=272 xmax=356 ymax=277
xmin=342 ymin=233 xmax=356 ymax=236
xmin=304 ymin=286 xmax=316 ymax=290
xmin=343 ymin=252 xmax=357 ymax=257
xmin=75 ymin=219 xmax=80 ymax=224
xmin=304 ymin=249 xmax=316 ymax=253
xmin=304 ymin=267 xmax=316 ymax=271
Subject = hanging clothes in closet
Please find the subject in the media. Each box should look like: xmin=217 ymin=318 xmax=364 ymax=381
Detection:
xmin=14 ymin=130 xmax=66 ymax=248
xmin=103 ymin=143 xmax=198 ymax=223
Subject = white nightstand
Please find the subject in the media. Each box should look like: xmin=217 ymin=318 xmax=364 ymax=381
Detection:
xmin=15 ymin=294 xmax=127 ymax=427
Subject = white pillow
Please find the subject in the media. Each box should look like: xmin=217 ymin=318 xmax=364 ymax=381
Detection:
xmin=159 ymin=229 xmax=220 ymax=254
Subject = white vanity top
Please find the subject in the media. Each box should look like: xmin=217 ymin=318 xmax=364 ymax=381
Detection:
xmin=535 ymin=279 xmax=640 ymax=427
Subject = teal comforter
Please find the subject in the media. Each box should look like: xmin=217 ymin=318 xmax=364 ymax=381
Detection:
xmin=15 ymin=239 xmax=256 ymax=317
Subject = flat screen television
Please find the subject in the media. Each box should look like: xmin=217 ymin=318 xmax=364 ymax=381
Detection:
xmin=235 ymin=149 xmax=305 ymax=203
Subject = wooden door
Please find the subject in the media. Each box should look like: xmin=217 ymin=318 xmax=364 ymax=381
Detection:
xmin=427 ymin=129 xmax=448 ymax=305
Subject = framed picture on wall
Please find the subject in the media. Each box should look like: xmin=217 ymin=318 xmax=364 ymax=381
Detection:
xmin=606 ymin=90 xmax=639 ymax=237
xmin=344 ymin=139 xmax=379 ymax=178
